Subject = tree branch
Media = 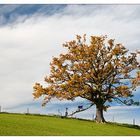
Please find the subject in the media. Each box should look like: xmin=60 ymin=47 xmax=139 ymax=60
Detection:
xmin=113 ymin=97 xmax=134 ymax=106
xmin=68 ymin=103 xmax=94 ymax=116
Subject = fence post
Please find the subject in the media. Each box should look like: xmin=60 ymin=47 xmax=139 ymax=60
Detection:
xmin=92 ymin=114 xmax=94 ymax=121
xmin=58 ymin=109 xmax=62 ymax=116
xmin=133 ymin=118 xmax=135 ymax=125
xmin=113 ymin=116 xmax=114 ymax=122
xmin=27 ymin=108 xmax=29 ymax=114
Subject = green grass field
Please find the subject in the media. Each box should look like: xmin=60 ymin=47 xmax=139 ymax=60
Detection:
xmin=0 ymin=113 xmax=140 ymax=136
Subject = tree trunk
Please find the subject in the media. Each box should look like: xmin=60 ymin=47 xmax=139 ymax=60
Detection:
xmin=95 ymin=105 xmax=106 ymax=123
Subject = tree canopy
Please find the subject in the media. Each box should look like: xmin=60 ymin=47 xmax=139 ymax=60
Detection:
xmin=33 ymin=35 xmax=140 ymax=122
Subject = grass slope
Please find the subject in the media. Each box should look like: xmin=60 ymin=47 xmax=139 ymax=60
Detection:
xmin=0 ymin=113 xmax=140 ymax=136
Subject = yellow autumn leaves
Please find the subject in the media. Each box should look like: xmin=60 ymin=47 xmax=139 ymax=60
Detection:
xmin=33 ymin=34 xmax=140 ymax=107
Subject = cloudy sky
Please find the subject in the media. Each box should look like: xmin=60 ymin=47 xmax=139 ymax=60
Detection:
xmin=0 ymin=4 xmax=140 ymax=125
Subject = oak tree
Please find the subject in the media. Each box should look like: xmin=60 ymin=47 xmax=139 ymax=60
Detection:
xmin=33 ymin=35 xmax=140 ymax=123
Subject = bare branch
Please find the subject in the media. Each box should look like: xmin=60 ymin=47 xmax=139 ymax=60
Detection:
xmin=68 ymin=103 xmax=94 ymax=116
xmin=113 ymin=97 xmax=134 ymax=106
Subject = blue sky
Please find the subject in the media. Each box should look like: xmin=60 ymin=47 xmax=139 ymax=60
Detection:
xmin=0 ymin=4 xmax=140 ymax=125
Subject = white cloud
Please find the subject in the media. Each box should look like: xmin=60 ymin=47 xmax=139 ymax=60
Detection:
xmin=0 ymin=5 xmax=140 ymax=110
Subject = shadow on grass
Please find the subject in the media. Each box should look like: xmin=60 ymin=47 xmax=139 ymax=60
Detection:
xmin=107 ymin=122 xmax=140 ymax=130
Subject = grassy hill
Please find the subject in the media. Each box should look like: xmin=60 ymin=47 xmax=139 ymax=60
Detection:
xmin=0 ymin=113 xmax=140 ymax=136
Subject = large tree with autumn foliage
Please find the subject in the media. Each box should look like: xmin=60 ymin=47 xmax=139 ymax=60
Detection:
xmin=33 ymin=35 xmax=140 ymax=123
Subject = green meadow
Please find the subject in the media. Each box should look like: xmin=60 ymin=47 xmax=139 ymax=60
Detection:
xmin=0 ymin=113 xmax=140 ymax=136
